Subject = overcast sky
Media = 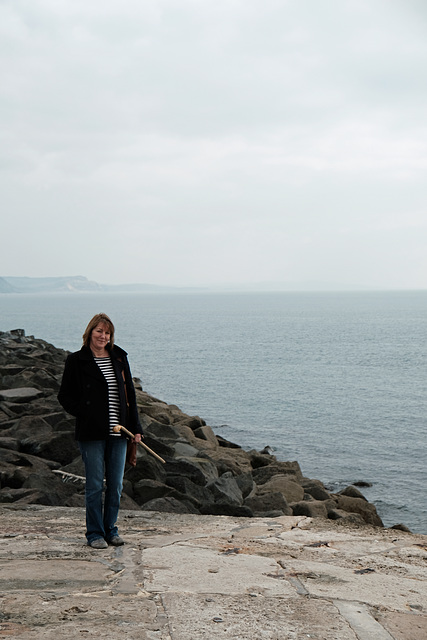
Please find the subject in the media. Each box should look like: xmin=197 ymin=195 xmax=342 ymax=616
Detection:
xmin=1 ymin=0 xmax=426 ymax=289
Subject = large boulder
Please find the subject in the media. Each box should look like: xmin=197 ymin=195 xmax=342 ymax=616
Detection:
xmin=0 ymin=449 xmax=81 ymax=506
xmin=165 ymin=457 xmax=218 ymax=486
xmin=256 ymin=475 xmax=305 ymax=503
xmin=332 ymin=494 xmax=384 ymax=527
xmin=165 ymin=475 xmax=214 ymax=509
xmin=301 ymin=479 xmax=332 ymax=501
xmin=292 ymin=500 xmax=329 ymax=519
xmin=132 ymin=479 xmax=181 ymax=506
xmin=140 ymin=496 xmax=200 ymax=514
xmin=252 ymin=461 xmax=303 ymax=484
xmin=21 ymin=431 xmax=78 ymax=466
xmin=338 ymin=485 xmax=368 ymax=501
xmin=0 ymin=388 xmax=44 ymax=402
xmin=244 ymin=491 xmax=292 ymax=517
xmin=203 ymin=449 xmax=253 ymax=476
xmin=235 ymin=471 xmax=255 ymax=499
xmin=124 ymin=453 xmax=167 ymax=483
xmin=192 ymin=425 xmax=219 ymax=448
xmin=207 ymin=472 xmax=243 ymax=506
xmin=0 ymin=449 xmax=60 ymax=489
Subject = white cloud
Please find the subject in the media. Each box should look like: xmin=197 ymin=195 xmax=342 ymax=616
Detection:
xmin=1 ymin=0 xmax=426 ymax=288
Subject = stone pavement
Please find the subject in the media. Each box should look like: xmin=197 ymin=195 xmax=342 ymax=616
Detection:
xmin=0 ymin=505 xmax=426 ymax=639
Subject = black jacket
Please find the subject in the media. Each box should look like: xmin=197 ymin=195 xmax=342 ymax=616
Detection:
xmin=58 ymin=345 xmax=143 ymax=441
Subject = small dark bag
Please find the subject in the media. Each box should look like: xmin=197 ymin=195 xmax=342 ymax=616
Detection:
xmin=121 ymin=367 xmax=137 ymax=467
xmin=126 ymin=438 xmax=137 ymax=467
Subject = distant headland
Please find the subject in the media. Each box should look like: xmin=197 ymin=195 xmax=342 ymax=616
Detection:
xmin=0 ymin=275 xmax=392 ymax=294
xmin=0 ymin=276 xmax=195 ymax=294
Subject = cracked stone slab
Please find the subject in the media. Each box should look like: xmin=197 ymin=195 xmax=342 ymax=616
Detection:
xmin=141 ymin=543 xmax=295 ymax=597
xmin=374 ymin=611 xmax=427 ymax=640
xmin=334 ymin=601 xmax=394 ymax=640
xmin=0 ymin=590 xmax=166 ymax=640
xmin=160 ymin=592 xmax=359 ymax=640
xmin=0 ymin=558 xmax=108 ymax=591
xmin=284 ymin=558 xmax=426 ymax=612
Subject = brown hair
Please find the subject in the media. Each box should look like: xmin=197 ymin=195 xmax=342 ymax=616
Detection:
xmin=82 ymin=313 xmax=115 ymax=350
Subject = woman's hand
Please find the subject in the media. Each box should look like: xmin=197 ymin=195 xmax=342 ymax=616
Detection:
xmin=134 ymin=433 xmax=142 ymax=443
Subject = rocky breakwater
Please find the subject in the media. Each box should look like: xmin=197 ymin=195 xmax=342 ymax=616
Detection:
xmin=0 ymin=329 xmax=391 ymax=529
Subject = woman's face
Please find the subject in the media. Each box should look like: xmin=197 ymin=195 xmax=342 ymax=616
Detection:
xmin=90 ymin=322 xmax=111 ymax=352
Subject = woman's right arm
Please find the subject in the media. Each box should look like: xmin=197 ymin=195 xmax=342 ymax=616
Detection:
xmin=57 ymin=354 xmax=83 ymax=417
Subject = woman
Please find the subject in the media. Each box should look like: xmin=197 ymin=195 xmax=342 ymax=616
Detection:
xmin=58 ymin=313 xmax=143 ymax=549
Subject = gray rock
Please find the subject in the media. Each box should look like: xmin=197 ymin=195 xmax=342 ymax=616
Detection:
xmin=332 ymin=494 xmax=383 ymax=527
xmin=207 ymin=472 xmax=243 ymax=506
xmin=193 ymin=425 xmax=218 ymax=447
xmin=0 ymin=364 xmax=25 ymax=375
xmin=389 ymin=523 xmax=412 ymax=532
xmin=205 ymin=449 xmax=253 ymax=476
xmin=327 ymin=508 xmax=366 ymax=525
xmin=165 ymin=475 xmax=214 ymax=508
xmin=0 ymin=388 xmax=44 ymax=402
xmin=292 ymin=500 xmax=329 ymax=519
xmin=181 ymin=416 xmax=206 ymax=431
xmin=0 ymin=449 xmax=60 ymax=490
xmin=339 ymin=485 xmax=368 ymax=501
xmin=22 ymin=472 xmax=80 ymax=503
xmin=199 ymin=503 xmax=253 ymax=517
xmin=21 ymin=431 xmax=79 ymax=466
xmin=252 ymin=461 xmax=303 ymax=485
xmin=140 ymin=496 xmax=200 ymax=514
xmin=166 ymin=457 xmax=218 ymax=486
xmin=302 ymin=479 xmax=332 ymax=501
xmin=216 ymin=435 xmax=241 ymax=449
xmin=244 ymin=491 xmax=292 ymax=517
xmin=59 ymin=456 xmax=85 ymax=477
xmin=172 ymin=442 xmax=200 ymax=457
xmin=124 ymin=453 xmax=167 ymax=483
xmin=235 ymin=471 xmax=255 ymax=499
xmin=143 ymin=417 xmax=180 ymax=439
xmin=139 ymin=402 xmax=173 ymax=424
xmin=257 ymin=475 xmax=304 ymax=503
xmin=133 ymin=479 xmax=178 ymax=505
xmin=0 ymin=437 xmax=20 ymax=451
xmin=141 ymin=435 xmax=175 ymax=458
xmin=248 ymin=450 xmax=274 ymax=469
xmin=0 ymin=488 xmax=50 ymax=505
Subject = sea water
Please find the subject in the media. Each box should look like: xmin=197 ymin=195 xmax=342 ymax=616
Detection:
xmin=1 ymin=290 xmax=426 ymax=533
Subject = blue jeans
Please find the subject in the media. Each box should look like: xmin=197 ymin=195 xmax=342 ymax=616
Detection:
xmin=78 ymin=437 xmax=127 ymax=544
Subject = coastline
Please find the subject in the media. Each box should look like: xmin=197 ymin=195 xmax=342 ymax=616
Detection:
xmin=0 ymin=329 xmax=414 ymax=532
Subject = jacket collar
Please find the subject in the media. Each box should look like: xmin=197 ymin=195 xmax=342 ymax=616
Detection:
xmin=79 ymin=344 xmax=127 ymax=360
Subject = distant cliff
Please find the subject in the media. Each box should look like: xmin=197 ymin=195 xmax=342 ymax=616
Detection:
xmin=0 ymin=276 xmax=189 ymax=294
xmin=0 ymin=277 xmax=15 ymax=293
xmin=1 ymin=276 xmax=103 ymax=293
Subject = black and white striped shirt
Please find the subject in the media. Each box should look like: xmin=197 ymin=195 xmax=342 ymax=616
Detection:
xmin=94 ymin=356 xmax=121 ymax=436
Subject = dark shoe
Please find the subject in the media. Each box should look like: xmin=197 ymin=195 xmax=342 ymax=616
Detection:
xmin=108 ymin=535 xmax=125 ymax=546
xmin=89 ymin=538 xmax=108 ymax=549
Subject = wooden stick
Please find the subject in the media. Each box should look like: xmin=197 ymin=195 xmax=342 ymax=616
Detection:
xmin=52 ymin=469 xmax=107 ymax=487
xmin=113 ymin=425 xmax=166 ymax=464
xmin=52 ymin=469 xmax=86 ymax=483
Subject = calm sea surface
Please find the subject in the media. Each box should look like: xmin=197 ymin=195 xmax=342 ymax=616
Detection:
xmin=1 ymin=290 xmax=426 ymax=533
